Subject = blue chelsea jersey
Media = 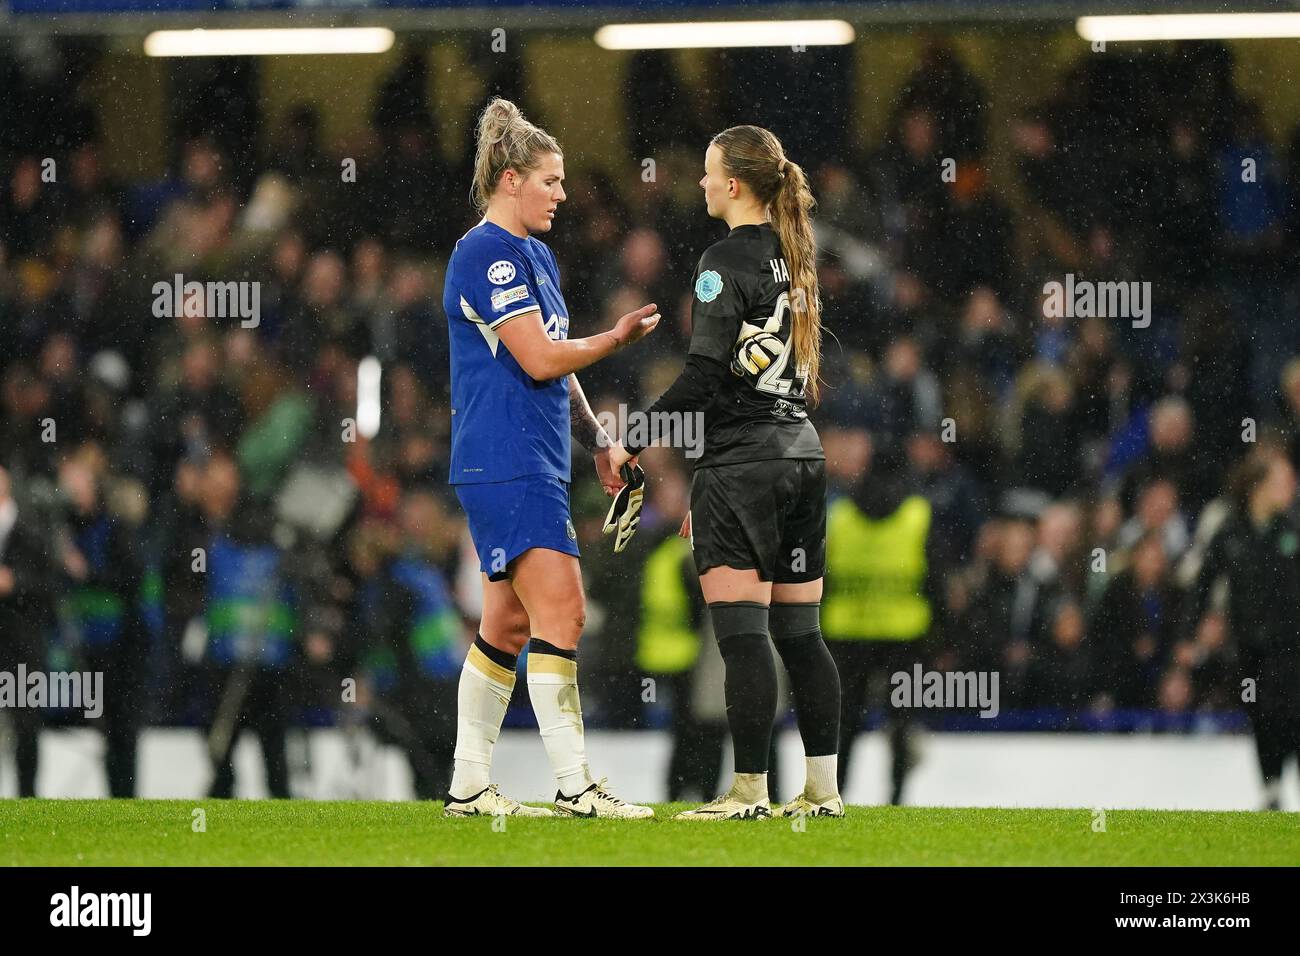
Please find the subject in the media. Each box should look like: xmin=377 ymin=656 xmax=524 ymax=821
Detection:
xmin=443 ymin=220 xmax=572 ymax=485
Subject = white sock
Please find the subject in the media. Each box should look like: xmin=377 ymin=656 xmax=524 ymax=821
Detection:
xmin=731 ymin=771 xmax=768 ymax=804
xmin=449 ymin=642 xmax=516 ymax=800
xmin=805 ymin=754 xmax=839 ymax=802
xmin=1263 ymin=779 xmax=1283 ymax=807
xmin=526 ymin=645 xmax=593 ymax=798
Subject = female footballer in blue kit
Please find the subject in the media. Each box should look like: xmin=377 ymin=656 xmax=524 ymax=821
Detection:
xmin=441 ymin=98 xmax=659 ymax=818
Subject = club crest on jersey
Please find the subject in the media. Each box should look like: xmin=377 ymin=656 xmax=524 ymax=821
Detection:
xmin=695 ymin=270 xmax=724 ymax=303
xmin=487 ymin=260 xmax=517 ymax=285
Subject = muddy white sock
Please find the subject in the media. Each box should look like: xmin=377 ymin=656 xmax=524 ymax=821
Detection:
xmin=526 ymin=638 xmax=593 ymax=798
xmin=731 ymin=771 xmax=769 ymax=804
xmin=449 ymin=636 xmax=517 ymax=800
xmin=805 ymin=754 xmax=840 ymax=803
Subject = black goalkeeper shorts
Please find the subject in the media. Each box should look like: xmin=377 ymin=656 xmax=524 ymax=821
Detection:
xmin=689 ymin=458 xmax=827 ymax=584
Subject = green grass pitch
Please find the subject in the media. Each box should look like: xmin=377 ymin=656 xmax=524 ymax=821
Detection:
xmin=2 ymin=800 xmax=1297 ymax=866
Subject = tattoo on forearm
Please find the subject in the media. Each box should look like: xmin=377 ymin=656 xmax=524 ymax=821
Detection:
xmin=570 ymin=382 xmax=603 ymax=451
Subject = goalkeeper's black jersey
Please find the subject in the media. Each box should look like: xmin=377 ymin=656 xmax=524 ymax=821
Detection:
xmin=686 ymin=222 xmax=824 ymax=469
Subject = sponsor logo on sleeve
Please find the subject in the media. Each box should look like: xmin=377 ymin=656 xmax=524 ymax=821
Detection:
xmin=487 ymin=260 xmax=517 ymax=285
xmin=695 ymin=269 xmax=724 ymax=303
xmin=490 ymin=284 xmax=531 ymax=312
xmin=543 ymin=313 xmax=569 ymax=340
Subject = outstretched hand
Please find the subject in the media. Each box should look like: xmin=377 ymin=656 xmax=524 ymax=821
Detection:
xmin=611 ymin=304 xmax=660 ymax=348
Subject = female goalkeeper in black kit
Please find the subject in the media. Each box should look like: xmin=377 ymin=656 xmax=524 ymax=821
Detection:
xmin=611 ymin=125 xmax=843 ymax=820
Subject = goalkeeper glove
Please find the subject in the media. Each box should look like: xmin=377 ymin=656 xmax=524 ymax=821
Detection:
xmin=732 ymin=332 xmax=785 ymax=378
xmin=602 ymin=463 xmax=645 ymax=553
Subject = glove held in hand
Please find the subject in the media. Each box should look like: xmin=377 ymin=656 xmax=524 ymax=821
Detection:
xmin=602 ymin=464 xmax=645 ymax=553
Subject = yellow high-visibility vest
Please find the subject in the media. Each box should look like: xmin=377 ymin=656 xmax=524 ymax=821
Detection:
xmin=823 ymin=495 xmax=931 ymax=641
xmin=635 ymin=535 xmax=699 ymax=674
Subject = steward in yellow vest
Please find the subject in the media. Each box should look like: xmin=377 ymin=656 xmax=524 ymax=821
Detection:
xmin=824 ymin=495 xmax=932 ymax=642
xmin=634 ymin=527 xmax=726 ymax=801
xmin=636 ymin=533 xmax=701 ymax=676
xmin=823 ymin=462 xmax=942 ymax=804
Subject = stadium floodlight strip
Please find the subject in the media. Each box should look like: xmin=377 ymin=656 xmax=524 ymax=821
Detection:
xmin=1077 ymin=13 xmax=1300 ymax=42
xmin=594 ymin=20 xmax=855 ymax=50
xmin=144 ymin=28 xmax=395 ymax=57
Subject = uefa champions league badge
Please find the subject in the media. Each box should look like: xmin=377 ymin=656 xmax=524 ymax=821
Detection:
xmin=487 ymin=260 xmax=517 ymax=285
xmin=695 ymin=270 xmax=724 ymax=303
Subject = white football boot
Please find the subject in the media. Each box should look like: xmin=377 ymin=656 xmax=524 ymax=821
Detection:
xmin=554 ymin=779 xmax=655 ymax=819
xmin=673 ymin=790 xmax=772 ymax=821
xmin=443 ymin=783 xmax=554 ymax=818
xmin=775 ymin=793 xmax=846 ymax=818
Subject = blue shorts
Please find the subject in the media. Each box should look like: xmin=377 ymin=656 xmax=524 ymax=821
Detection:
xmin=455 ymin=474 xmax=580 ymax=581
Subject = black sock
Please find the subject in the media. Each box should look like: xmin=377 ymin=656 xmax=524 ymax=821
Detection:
xmin=474 ymin=634 xmax=518 ymax=670
xmin=770 ymin=603 xmax=841 ymax=757
xmin=528 ymin=637 xmax=576 ymax=660
xmin=710 ymin=602 xmax=776 ymax=775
